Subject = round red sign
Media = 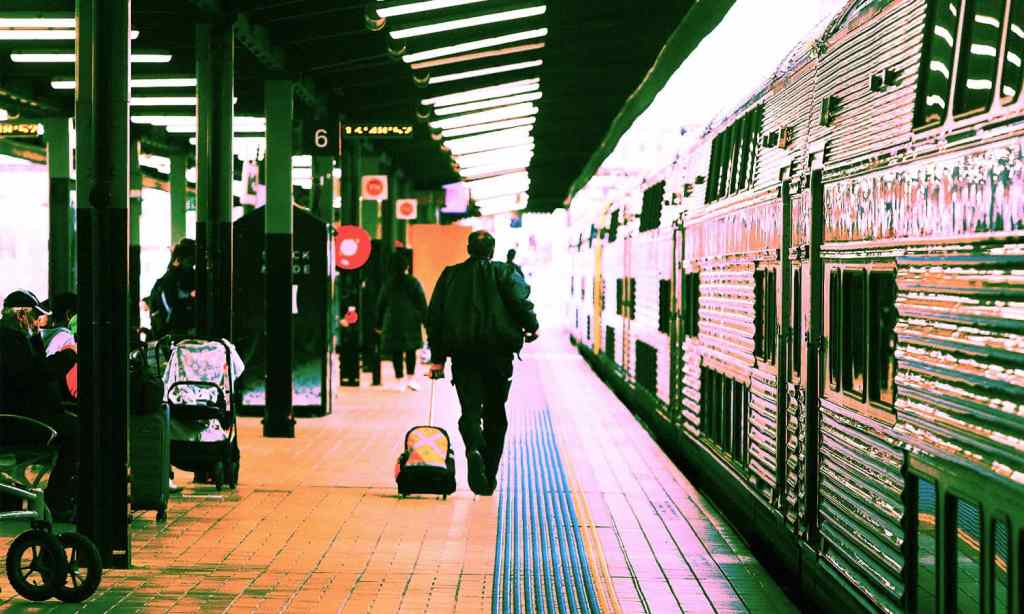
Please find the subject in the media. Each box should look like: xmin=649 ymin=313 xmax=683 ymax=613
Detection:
xmin=364 ymin=177 xmax=385 ymax=199
xmin=399 ymin=201 xmax=415 ymax=216
xmin=334 ymin=225 xmax=372 ymax=270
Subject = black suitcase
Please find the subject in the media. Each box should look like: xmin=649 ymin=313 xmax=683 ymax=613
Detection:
xmin=129 ymin=343 xmax=171 ymax=521
xmin=395 ymin=380 xmax=456 ymax=499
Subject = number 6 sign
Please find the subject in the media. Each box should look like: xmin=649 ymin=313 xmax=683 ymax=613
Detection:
xmin=308 ymin=121 xmax=339 ymax=156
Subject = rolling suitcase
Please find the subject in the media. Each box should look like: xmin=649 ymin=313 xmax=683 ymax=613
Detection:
xmin=395 ymin=379 xmax=456 ymax=499
xmin=129 ymin=343 xmax=171 ymax=521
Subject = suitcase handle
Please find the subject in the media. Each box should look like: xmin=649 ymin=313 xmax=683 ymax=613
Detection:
xmin=427 ymin=379 xmax=435 ymax=426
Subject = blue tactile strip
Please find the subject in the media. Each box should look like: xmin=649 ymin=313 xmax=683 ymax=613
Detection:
xmin=493 ymin=406 xmax=602 ymax=614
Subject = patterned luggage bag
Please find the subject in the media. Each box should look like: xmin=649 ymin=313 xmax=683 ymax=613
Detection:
xmin=395 ymin=380 xmax=456 ymax=498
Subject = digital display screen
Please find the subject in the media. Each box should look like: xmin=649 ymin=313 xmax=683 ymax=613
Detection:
xmin=342 ymin=124 xmax=414 ymax=139
xmin=0 ymin=122 xmax=42 ymax=138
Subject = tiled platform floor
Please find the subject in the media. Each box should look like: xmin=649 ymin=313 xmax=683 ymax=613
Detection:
xmin=0 ymin=333 xmax=796 ymax=613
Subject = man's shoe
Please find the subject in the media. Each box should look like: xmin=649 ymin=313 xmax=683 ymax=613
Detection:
xmin=466 ymin=450 xmax=489 ymax=495
xmin=407 ymin=378 xmax=421 ymax=391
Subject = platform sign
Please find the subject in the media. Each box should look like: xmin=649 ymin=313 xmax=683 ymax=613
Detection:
xmin=361 ymin=175 xmax=388 ymax=201
xmin=308 ymin=118 xmax=340 ymax=156
xmin=396 ymin=198 xmax=418 ymax=220
xmin=0 ymin=121 xmax=43 ymax=138
xmin=334 ymin=224 xmax=372 ymax=270
xmin=342 ymin=123 xmax=414 ymax=140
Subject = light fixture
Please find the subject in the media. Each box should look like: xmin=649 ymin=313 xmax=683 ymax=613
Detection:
xmin=11 ymin=51 xmax=171 ymax=63
xmin=428 ymin=59 xmax=542 ymax=85
xmin=376 ymin=0 xmax=489 ymax=19
xmin=0 ymin=29 xmax=139 ymax=41
xmin=404 ymin=28 xmax=548 ymax=64
xmin=454 ymin=143 xmax=535 ymax=166
xmin=442 ymin=116 xmax=536 ymax=139
xmin=445 ymin=126 xmax=533 ymax=150
xmin=460 ymin=164 xmax=529 ymax=180
xmin=410 ymin=42 xmax=544 ymax=71
xmin=130 ymin=96 xmax=197 ymax=106
xmin=466 ymin=170 xmax=529 ymax=187
xmin=52 ymin=77 xmax=197 ymax=90
xmin=435 ymin=91 xmax=542 ymax=116
xmin=475 ymin=193 xmax=528 ymax=214
xmin=421 ymin=78 xmax=539 ymax=107
xmin=458 ymin=154 xmax=534 ymax=173
xmin=390 ymin=6 xmax=546 ymax=39
xmin=431 ymin=102 xmax=537 ymax=130
xmin=0 ymin=18 xmax=76 ymax=28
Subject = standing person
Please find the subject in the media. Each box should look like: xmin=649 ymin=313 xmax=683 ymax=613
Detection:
xmin=506 ymin=248 xmax=524 ymax=279
xmin=426 ymin=231 xmax=539 ymax=496
xmin=376 ymin=254 xmax=428 ymax=392
xmin=148 ymin=238 xmax=197 ymax=338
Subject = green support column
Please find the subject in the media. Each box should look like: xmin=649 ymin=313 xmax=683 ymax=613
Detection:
xmin=75 ymin=0 xmax=132 ymax=568
xmin=130 ymin=137 xmax=142 ymax=331
xmin=341 ymin=139 xmax=361 ymax=227
xmin=264 ymin=79 xmax=295 ymax=438
xmin=170 ymin=152 xmax=187 ymax=244
xmin=196 ymin=20 xmax=234 ymax=340
xmin=45 ymin=117 xmax=74 ymax=296
xmin=395 ymin=176 xmax=409 ymax=246
xmin=381 ymin=170 xmax=396 ymax=254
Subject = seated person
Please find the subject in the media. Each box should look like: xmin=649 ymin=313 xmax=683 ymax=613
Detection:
xmin=0 ymin=289 xmax=79 ymax=519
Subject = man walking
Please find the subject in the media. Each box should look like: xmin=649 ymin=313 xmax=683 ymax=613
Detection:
xmin=427 ymin=231 xmax=539 ymax=496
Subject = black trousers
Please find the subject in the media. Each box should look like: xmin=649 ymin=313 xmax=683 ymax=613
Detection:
xmin=391 ymin=350 xmax=417 ymax=379
xmin=451 ymin=353 xmax=513 ymax=482
xmin=42 ymin=409 xmax=79 ymax=511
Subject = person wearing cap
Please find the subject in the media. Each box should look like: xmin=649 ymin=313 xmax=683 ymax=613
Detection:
xmin=0 ymin=289 xmax=80 ymax=519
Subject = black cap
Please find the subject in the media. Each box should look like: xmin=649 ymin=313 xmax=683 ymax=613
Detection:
xmin=3 ymin=289 xmax=51 ymax=315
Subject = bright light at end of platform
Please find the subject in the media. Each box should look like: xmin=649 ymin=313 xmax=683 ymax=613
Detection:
xmin=475 ymin=193 xmax=528 ymax=215
xmin=428 ymin=59 xmax=542 ymax=85
xmin=390 ymin=6 xmax=546 ymax=40
xmin=376 ymin=0 xmax=488 ymax=19
xmin=403 ymin=28 xmax=548 ymax=64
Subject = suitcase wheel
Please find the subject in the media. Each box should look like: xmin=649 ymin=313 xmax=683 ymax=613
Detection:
xmin=442 ymin=495 xmax=447 ymax=501
xmin=156 ymin=508 xmax=167 ymax=523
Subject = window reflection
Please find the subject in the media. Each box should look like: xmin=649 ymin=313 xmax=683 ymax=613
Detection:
xmin=916 ymin=478 xmax=938 ymax=614
xmin=992 ymin=519 xmax=1009 ymax=613
xmin=916 ymin=0 xmax=961 ymax=125
xmin=950 ymin=497 xmax=982 ymax=614
xmin=954 ymin=0 xmax=1005 ymax=115
xmin=842 ymin=269 xmax=866 ymax=397
xmin=1002 ymin=4 xmax=1024 ymax=102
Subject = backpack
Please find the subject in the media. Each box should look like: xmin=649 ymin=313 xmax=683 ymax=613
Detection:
xmin=147 ymin=275 xmax=169 ymax=336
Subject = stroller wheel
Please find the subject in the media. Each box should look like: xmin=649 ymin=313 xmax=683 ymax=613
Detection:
xmin=54 ymin=532 xmax=103 ymax=603
xmin=5 ymin=529 xmax=68 ymax=601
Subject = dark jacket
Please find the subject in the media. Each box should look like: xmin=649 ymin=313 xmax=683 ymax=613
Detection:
xmin=377 ymin=274 xmax=428 ymax=353
xmin=427 ymin=257 xmax=539 ymax=362
xmin=0 ymin=320 xmax=76 ymax=420
xmin=149 ymin=266 xmax=195 ymax=336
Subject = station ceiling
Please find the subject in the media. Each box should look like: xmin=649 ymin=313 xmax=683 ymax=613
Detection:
xmin=1 ymin=0 xmax=697 ymax=212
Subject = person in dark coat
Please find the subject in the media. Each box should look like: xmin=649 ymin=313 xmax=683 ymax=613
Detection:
xmin=427 ymin=231 xmax=539 ymax=496
xmin=147 ymin=238 xmax=196 ymax=338
xmin=376 ymin=254 xmax=428 ymax=391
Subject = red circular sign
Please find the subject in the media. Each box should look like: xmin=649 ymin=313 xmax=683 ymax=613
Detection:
xmin=334 ymin=225 xmax=372 ymax=270
xmin=364 ymin=177 xmax=385 ymax=199
xmin=399 ymin=201 xmax=415 ymax=216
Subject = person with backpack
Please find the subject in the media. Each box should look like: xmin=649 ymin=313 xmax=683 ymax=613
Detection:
xmin=148 ymin=238 xmax=197 ymax=338
xmin=376 ymin=254 xmax=428 ymax=392
xmin=426 ymin=231 xmax=539 ymax=496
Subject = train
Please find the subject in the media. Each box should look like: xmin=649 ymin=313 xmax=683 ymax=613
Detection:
xmin=566 ymin=1 xmax=1024 ymax=612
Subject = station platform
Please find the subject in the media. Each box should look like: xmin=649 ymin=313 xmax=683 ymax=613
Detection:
xmin=0 ymin=333 xmax=796 ymax=613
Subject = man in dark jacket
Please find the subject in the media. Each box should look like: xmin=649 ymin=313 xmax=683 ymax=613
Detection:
xmin=427 ymin=231 xmax=539 ymax=495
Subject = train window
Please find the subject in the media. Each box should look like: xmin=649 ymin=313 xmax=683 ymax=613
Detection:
xmin=658 ymin=279 xmax=671 ymax=334
xmin=700 ymin=368 xmax=749 ymax=465
xmin=616 ymin=279 xmax=624 ymax=316
xmin=626 ymin=278 xmax=634 ymax=320
xmin=791 ymin=270 xmax=802 ymax=381
xmin=706 ymin=106 xmax=763 ymax=202
xmin=1002 ymin=2 xmax=1024 ymax=103
xmin=954 ymin=0 xmax=1006 ymax=116
xmin=842 ymin=269 xmax=867 ymax=398
xmin=948 ymin=497 xmax=982 ymax=613
xmin=915 ymin=0 xmax=962 ymax=126
xmin=586 ymin=316 xmax=591 ymax=340
xmin=605 ymin=325 xmax=615 ymax=360
xmin=869 ymin=271 xmax=898 ymax=405
xmin=828 ymin=269 xmax=841 ymax=391
xmin=683 ymin=272 xmax=700 ymax=337
xmin=993 ymin=518 xmax=1009 ymax=613
xmin=915 ymin=477 xmax=939 ymax=613
xmin=755 ymin=268 xmax=778 ymax=364
xmin=635 ymin=341 xmax=657 ymax=394
xmin=640 ymin=182 xmax=665 ymax=232
xmin=608 ymin=211 xmax=620 ymax=243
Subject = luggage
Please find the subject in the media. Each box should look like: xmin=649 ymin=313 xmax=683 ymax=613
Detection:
xmin=130 ymin=405 xmax=170 ymax=521
xmin=395 ymin=380 xmax=456 ymax=498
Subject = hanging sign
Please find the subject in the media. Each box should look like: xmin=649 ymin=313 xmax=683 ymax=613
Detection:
xmin=395 ymin=198 xmax=418 ymax=220
xmin=361 ymin=175 xmax=388 ymax=201
xmin=0 ymin=121 xmax=43 ymax=138
xmin=334 ymin=224 xmax=372 ymax=270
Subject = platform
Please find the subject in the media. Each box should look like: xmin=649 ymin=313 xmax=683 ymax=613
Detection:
xmin=0 ymin=334 xmax=795 ymax=613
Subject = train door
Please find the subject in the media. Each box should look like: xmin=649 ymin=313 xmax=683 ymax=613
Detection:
xmin=622 ymin=232 xmax=633 ymax=380
xmin=670 ymin=220 xmax=685 ymax=430
xmin=592 ymin=236 xmax=603 ymax=355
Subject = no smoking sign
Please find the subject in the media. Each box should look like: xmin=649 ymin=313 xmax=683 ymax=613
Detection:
xmin=396 ymin=198 xmax=418 ymax=220
xmin=361 ymin=175 xmax=388 ymax=201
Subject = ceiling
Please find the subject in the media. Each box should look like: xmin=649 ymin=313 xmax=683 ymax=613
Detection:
xmin=0 ymin=0 xmax=696 ymax=212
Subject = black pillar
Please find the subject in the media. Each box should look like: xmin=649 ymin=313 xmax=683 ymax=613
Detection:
xmin=45 ymin=117 xmax=74 ymax=297
xmin=341 ymin=139 xmax=361 ymax=227
xmin=196 ymin=21 xmax=234 ymax=340
xmin=129 ymin=137 xmax=142 ymax=332
xmin=170 ymin=152 xmax=187 ymax=244
xmin=74 ymin=0 xmax=131 ymax=568
xmin=264 ymin=79 xmax=295 ymax=437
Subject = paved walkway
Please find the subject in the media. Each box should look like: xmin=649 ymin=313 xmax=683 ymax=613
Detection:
xmin=0 ymin=333 xmax=796 ymax=613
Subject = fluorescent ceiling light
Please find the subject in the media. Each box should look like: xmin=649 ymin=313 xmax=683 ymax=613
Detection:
xmin=411 ymin=42 xmax=544 ymax=71
xmin=403 ymin=28 xmax=548 ymax=64
xmin=377 ymin=0 xmax=488 ymax=19
xmin=475 ymin=193 xmax=528 ymax=214
xmin=422 ymin=78 xmax=539 ymax=106
xmin=446 ymin=125 xmax=532 ymax=148
xmin=0 ymin=18 xmax=76 ymax=29
xmin=428 ymin=59 xmax=543 ymax=85
xmin=391 ymin=6 xmax=546 ymax=39
xmin=461 ymin=164 xmax=528 ymax=180
xmin=0 ymin=29 xmax=138 ymax=41
xmin=458 ymin=154 xmax=533 ymax=173
xmin=435 ymin=91 xmax=542 ymax=116
xmin=431 ymin=102 xmax=537 ymax=130
xmin=130 ymin=96 xmax=197 ymax=106
xmin=466 ymin=170 xmax=529 ymax=187
xmin=11 ymin=52 xmax=171 ymax=63
xmin=53 ymin=77 xmax=197 ymax=90
xmin=454 ymin=143 xmax=534 ymax=166
xmin=442 ymin=116 xmax=535 ymax=139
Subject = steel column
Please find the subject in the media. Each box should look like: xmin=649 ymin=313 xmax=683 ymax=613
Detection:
xmin=45 ymin=117 xmax=74 ymax=297
xmin=74 ymin=0 xmax=132 ymax=568
xmin=341 ymin=139 xmax=362 ymax=227
xmin=170 ymin=152 xmax=187 ymax=244
xmin=130 ymin=138 xmax=142 ymax=331
xmin=195 ymin=21 xmax=234 ymax=340
xmin=264 ymin=79 xmax=295 ymax=438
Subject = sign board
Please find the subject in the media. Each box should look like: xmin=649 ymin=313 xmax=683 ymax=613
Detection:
xmin=361 ymin=175 xmax=388 ymax=201
xmin=396 ymin=198 xmax=418 ymax=220
xmin=0 ymin=121 xmax=43 ymax=138
xmin=342 ymin=123 xmax=414 ymax=139
xmin=334 ymin=225 xmax=372 ymax=270
xmin=308 ymin=119 xmax=340 ymax=156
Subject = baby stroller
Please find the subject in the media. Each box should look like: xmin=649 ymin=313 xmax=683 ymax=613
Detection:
xmin=163 ymin=339 xmax=244 ymax=491
xmin=0 ymin=414 xmax=102 ymax=602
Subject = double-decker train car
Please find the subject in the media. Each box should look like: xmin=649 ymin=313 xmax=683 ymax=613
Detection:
xmin=568 ymin=1 xmax=1024 ymax=612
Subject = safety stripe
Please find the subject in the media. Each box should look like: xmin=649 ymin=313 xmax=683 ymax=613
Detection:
xmin=492 ymin=406 xmax=602 ymax=614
